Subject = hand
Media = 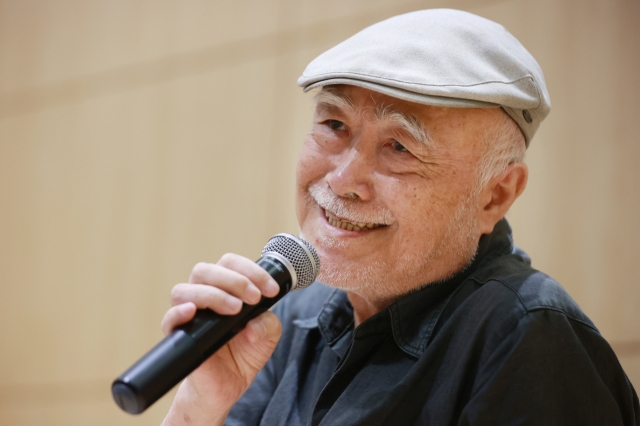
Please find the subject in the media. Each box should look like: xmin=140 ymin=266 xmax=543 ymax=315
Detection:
xmin=161 ymin=254 xmax=283 ymax=426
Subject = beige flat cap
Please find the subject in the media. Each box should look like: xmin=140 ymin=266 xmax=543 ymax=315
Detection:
xmin=298 ymin=9 xmax=551 ymax=146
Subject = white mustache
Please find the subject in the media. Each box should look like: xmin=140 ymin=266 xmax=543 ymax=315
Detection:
xmin=308 ymin=182 xmax=395 ymax=225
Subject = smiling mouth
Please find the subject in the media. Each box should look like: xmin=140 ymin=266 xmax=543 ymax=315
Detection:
xmin=324 ymin=210 xmax=385 ymax=231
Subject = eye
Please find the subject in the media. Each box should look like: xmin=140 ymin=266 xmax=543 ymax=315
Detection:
xmin=326 ymin=119 xmax=346 ymax=131
xmin=391 ymin=140 xmax=408 ymax=152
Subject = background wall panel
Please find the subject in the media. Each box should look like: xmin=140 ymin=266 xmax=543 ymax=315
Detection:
xmin=0 ymin=0 xmax=638 ymax=425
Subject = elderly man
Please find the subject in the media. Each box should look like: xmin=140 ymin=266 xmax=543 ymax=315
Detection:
xmin=161 ymin=9 xmax=639 ymax=426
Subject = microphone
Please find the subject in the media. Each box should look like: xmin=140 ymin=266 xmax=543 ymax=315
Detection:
xmin=111 ymin=233 xmax=320 ymax=415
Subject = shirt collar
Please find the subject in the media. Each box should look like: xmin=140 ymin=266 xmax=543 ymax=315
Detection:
xmin=390 ymin=219 xmax=515 ymax=357
xmin=295 ymin=218 xmax=516 ymax=358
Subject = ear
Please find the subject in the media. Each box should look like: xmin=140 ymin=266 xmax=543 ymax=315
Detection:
xmin=477 ymin=163 xmax=528 ymax=235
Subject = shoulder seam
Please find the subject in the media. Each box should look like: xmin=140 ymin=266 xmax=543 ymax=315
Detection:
xmin=469 ymin=277 xmax=599 ymax=334
xmin=527 ymin=306 xmax=600 ymax=333
xmin=469 ymin=277 xmax=527 ymax=309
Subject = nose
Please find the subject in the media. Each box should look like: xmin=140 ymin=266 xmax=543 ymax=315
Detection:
xmin=325 ymin=142 xmax=375 ymax=201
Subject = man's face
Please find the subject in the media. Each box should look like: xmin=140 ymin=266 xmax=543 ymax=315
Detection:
xmin=296 ymin=85 xmax=498 ymax=302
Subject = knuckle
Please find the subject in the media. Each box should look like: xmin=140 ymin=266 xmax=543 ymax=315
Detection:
xmin=237 ymin=276 xmax=252 ymax=290
xmin=170 ymin=283 xmax=186 ymax=305
xmin=190 ymin=262 xmax=211 ymax=282
xmin=206 ymin=287 xmax=227 ymax=309
xmin=160 ymin=309 xmax=174 ymax=333
xmin=218 ymin=252 xmax=237 ymax=267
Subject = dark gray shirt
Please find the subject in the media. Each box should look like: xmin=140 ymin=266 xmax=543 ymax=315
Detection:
xmin=227 ymin=219 xmax=639 ymax=425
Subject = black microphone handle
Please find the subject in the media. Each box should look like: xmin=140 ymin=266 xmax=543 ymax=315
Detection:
xmin=111 ymin=255 xmax=292 ymax=415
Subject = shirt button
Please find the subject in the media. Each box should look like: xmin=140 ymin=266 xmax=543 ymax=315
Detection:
xmin=523 ymin=109 xmax=533 ymax=123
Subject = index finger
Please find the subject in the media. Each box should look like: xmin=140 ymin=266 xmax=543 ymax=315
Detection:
xmin=216 ymin=253 xmax=281 ymax=298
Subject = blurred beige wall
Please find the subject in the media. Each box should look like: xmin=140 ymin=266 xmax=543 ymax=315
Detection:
xmin=0 ymin=0 xmax=638 ymax=424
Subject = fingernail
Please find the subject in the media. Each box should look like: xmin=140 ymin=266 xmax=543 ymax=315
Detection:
xmin=266 ymin=280 xmax=280 ymax=296
xmin=179 ymin=303 xmax=193 ymax=315
xmin=247 ymin=285 xmax=262 ymax=303
xmin=225 ymin=296 xmax=242 ymax=311
xmin=249 ymin=317 xmax=266 ymax=339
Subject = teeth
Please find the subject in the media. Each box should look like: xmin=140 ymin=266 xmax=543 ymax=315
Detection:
xmin=324 ymin=210 xmax=382 ymax=231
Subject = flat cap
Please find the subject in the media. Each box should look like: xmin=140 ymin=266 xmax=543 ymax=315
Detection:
xmin=298 ymin=9 xmax=551 ymax=146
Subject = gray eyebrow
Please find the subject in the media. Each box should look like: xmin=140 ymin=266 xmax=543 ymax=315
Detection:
xmin=313 ymin=89 xmax=356 ymax=114
xmin=313 ymin=88 xmax=431 ymax=148
xmin=373 ymin=103 xmax=431 ymax=147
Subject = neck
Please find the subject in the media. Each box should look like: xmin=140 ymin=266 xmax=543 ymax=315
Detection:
xmin=348 ymin=292 xmax=394 ymax=327
xmin=346 ymin=252 xmax=480 ymax=327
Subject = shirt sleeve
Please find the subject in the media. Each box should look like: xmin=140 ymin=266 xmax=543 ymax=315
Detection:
xmin=457 ymin=309 xmax=640 ymax=426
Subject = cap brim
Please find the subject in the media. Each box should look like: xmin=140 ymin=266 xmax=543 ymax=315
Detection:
xmin=303 ymin=78 xmax=500 ymax=109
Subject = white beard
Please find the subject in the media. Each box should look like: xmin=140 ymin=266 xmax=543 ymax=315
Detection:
xmin=301 ymin=186 xmax=481 ymax=303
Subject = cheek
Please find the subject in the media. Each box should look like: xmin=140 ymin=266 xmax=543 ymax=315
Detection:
xmin=378 ymin=151 xmax=428 ymax=176
xmin=295 ymin=136 xmax=332 ymax=222
xmin=296 ymin=136 xmax=331 ymax=187
xmin=385 ymin=180 xmax=450 ymax=236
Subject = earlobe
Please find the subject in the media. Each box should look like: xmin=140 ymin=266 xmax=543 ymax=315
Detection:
xmin=478 ymin=163 xmax=528 ymax=234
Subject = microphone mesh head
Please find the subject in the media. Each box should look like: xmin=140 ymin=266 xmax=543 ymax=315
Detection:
xmin=262 ymin=234 xmax=320 ymax=290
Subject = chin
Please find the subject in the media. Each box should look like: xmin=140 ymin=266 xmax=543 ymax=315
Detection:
xmin=318 ymin=242 xmax=478 ymax=304
xmin=298 ymin=189 xmax=482 ymax=302
xmin=314 ymin=245 xmax=429 ymax=302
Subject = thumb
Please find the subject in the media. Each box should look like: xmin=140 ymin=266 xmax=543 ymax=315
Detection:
xmin=231 ymin=311 xmax=282 ymax=375
xmin=247 ymin=310 xmax=282 ymax=345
